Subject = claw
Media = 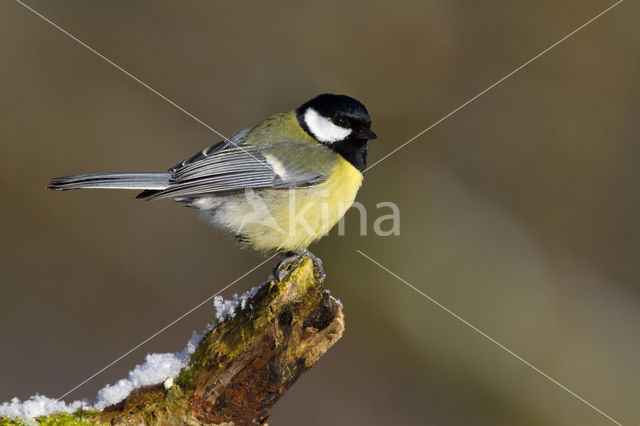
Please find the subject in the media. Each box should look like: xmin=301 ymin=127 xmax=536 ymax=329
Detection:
xmin=273 ymin=249 xmax=325 ymax=281
xmin=273 ymin=255 xmax=299 ymax=281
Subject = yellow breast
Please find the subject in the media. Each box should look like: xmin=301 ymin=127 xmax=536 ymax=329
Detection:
xmin=216 ymin=156 xmax=363 ymax=253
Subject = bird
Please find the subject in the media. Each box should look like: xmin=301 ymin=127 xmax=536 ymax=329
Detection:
xmin=48 ymin=94 xmax=377 ymax=276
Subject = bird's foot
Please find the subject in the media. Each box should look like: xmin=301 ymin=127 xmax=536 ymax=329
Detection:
xmin=298 ymin=248 xmax=325 ymax=278
xmin=273 ymin=249 xmax=325 ymax=281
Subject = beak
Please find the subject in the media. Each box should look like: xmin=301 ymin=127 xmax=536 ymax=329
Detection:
xmin=356 ymin=127 xmax=377 ymax=140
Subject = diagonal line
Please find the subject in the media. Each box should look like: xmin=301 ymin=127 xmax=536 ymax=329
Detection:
xmin=14 ymin=0 xmax=271 ymax=170
xmin=56 ymin=253 xmax=278 ymax=401
xmin=356 ymin=250 xmax=623 ymax=426
xmin=364 ymin=0 xmax=624 ymax=172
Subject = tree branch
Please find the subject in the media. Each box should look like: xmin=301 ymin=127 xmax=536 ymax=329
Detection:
xmin=1 ymin=256 xmax=344 ymax=426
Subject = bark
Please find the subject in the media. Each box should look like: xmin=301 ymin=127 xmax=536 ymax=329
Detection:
xmin=2 ymin=256 xmax=344 ymax=426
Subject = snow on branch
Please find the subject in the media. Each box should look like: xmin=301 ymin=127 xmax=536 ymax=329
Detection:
xmin=0 ymin=256 xmax=344 ymax=425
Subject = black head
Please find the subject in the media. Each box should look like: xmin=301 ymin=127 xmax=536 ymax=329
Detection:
xmin=296 ymin=94 xmax=376 ymax=172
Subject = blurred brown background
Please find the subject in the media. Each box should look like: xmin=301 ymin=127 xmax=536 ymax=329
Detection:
xmin=1 ymin=1 xmax=638 ymax=425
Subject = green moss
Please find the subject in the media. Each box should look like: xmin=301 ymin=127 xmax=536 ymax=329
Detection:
xmin=176 ymin=257 xmax=318 ymax=390
xmin=37 ymin=412 xmax=106 ymax=425
xmin=0 ymin=412 xmax=107 ymax=426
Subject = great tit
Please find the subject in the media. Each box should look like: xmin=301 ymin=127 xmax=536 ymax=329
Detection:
xmin=49 ymin=94 xmax=377 ymax=261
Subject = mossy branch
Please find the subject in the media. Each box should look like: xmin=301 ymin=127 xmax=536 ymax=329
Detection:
xmin=1 ymin=256 xmax=344 ymax=426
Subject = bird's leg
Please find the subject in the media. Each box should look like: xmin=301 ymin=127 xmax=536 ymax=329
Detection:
xmin=273 ymin=251 xmax=299 ymax=281
xmin=273 ymin=249 xmax=325 ymax=281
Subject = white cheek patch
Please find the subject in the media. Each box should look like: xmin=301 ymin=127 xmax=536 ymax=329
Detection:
xmin=304 ymin=107 xmax=352 ymax=143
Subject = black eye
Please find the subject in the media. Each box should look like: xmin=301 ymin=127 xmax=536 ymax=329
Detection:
xmin=331 ymin=115 xmax=348 ymax=127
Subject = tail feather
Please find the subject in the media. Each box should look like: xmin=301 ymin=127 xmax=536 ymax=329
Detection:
xmin=48 ymin=173 xmax=171 ymax=191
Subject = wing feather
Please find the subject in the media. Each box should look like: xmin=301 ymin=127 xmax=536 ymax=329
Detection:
xmin=142 ymin=128 xmax=332 ymax=201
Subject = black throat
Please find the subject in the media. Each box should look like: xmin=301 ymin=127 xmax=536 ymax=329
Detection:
xmin=296 ymin=109 xmax=369 ymax=173
xmin=329 ymin=138 xmax=369 ymax=173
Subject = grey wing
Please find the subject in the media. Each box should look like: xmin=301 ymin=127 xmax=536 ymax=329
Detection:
xmin=141 ymin=129 xmax=328 ymax=201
